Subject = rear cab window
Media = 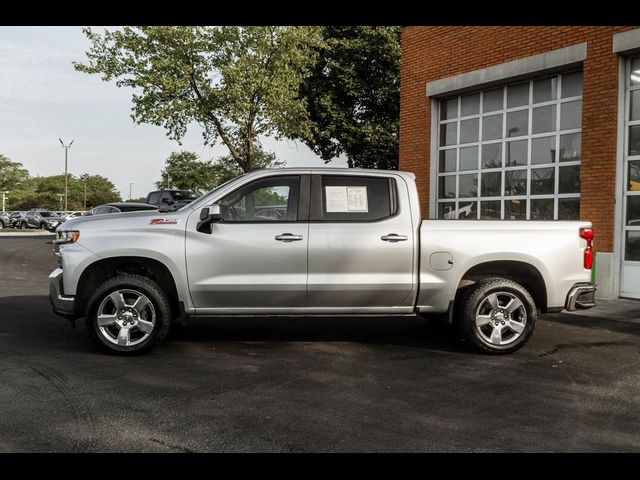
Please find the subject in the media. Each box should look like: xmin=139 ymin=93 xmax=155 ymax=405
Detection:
xmin=312 ymin=175 xmax=398 ymax=222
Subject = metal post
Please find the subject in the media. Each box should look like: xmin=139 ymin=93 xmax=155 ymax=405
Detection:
xmin=84 ymin=181 xmax=87 ymax=210
xmin=1 ymin=191 xmax=8 ymax=212
xmin=59 ymin=139 xmax=74 ymax=211
xmin=129 ymin=183 xmax=134 ymax=201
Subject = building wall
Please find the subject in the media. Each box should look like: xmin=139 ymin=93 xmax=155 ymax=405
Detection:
xmin=400 ymin=26 xmax=637 ymax=254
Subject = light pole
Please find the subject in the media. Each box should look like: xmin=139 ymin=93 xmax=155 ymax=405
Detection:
xmin=129 ymin=183 xmax=134 ymax=201
xmin=1 ymin=191 xmax=8 ymax=212
xmin=58 ymin=138 xmax=74 ymax=211
xmin=56 ymin=193 xmax=64 ymax=211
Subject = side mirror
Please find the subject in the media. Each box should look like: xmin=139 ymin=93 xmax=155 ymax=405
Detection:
xmin=196 ymin=204 xmax=223 ymax=234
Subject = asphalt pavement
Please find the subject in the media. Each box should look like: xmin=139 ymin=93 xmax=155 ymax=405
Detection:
xmin=0 ymin=235 xmax=639 ymax=452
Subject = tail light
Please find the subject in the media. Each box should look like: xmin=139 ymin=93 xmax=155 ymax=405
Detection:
xmin=580 ymin=227 xmax=594 ymax=270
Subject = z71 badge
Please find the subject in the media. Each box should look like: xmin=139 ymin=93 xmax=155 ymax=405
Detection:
xmin=149 ymin=218 xmax=180 ymax=225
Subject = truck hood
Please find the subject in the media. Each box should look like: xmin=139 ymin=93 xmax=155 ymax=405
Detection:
xmin=58 ymin=209 xmax=188 ymax=232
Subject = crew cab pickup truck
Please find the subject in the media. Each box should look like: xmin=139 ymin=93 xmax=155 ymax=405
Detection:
xmin=49 ymin=168 xmax=597 ymax=355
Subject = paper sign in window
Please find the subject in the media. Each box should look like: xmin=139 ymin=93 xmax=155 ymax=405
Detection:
xmin=325 ymin=186 xmax=368 ymax=213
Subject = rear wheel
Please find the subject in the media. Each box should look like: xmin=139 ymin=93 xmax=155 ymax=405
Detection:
xmin=20 ymin=221 xmax=27 ymax=229
xmin=85 ymin=274 xmax=172 ymax=355
xmin=457 ymin=277 xmax=536 ymax=354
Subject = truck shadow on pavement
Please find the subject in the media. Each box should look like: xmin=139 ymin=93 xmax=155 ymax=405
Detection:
xmin=0 ymin=295 xmax=470 ymax=355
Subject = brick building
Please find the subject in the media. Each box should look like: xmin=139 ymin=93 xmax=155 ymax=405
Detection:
xmin=399 ymin=26 xmax=640 ymax=300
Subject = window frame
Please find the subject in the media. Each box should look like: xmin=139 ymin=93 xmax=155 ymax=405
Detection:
xmin=217 ymin=174 xmax=308 ymax=224
xmin=309 ymin=174 xmax=399 ymax=223
xmin=435 ymin=70 xmax=583 ymax=221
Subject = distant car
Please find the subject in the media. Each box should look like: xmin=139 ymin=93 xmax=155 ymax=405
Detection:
xmin=0 ymin=212 xmax=9 ymax=229
xmin=20 ymin=210 xmax=65 ymax=230
xmin=63 ymin=211 xmax=85 ymax=220
xmin=145 ymin=189 xmax=200 ymax=211
xmin=83 ymin=202 xmax=159 ymax=216
xmin=8 ymin=211 xmax=25 ymax=228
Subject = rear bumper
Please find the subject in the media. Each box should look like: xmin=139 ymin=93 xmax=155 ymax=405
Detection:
xmin=49 ymin=268 xmax=77 ymax=319
xmin=565 ymin=283 xmax=597 ymax=311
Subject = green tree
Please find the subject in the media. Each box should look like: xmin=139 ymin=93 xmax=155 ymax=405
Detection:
xmin=298 ymin=26 xmax=401 ymax=169
xmin=0 ymin=154 xmax=30 ymax=194
xmin=75 ymin=26 xmax=323 ymax=173
xmin=211 ymin=149 xmax=284 ymax=186
xmin=156 ymin=151 xmax=218 ymax=192
xmin=11 ymin=174 xmax=120 ymax=211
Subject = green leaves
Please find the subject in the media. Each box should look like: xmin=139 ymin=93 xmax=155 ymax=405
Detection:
xmin=75 ymin=26 xmax=324 ymax=172
xmin=298 ymin=26 xmax=401 ymax=170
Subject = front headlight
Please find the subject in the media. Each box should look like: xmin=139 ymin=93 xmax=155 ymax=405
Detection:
xmin=54 ymin=230 xmax=80 ymax=245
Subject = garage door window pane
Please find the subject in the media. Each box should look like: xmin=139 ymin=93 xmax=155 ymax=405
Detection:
xmin=505 ymin=199 xmax=526 ymax=220
xmin=562 ymin=71 xmax=583 ymax=98
xmin=559 ymin=165 xmax=580 ymax=193
xmin=533 ymin=77 xmax=558 ymax=103
xmin=438 ymin=176 xmax=456 ymax=199
xmin=482 ymin=143 xmax=502 ymax=169
xmin=482 ymin=114 xmax=503 ymax=140
xmin=461 ymin=93 xmax=480 ymax=116
xmin=531 ymin=136 xmax=556 ymax=164
xmin=460 ymin=146 xmax=478 ymax=171
xmin=505 ymin=170 xmax=527 ymax=196
xmin=481 ymin=201 xmax=501 ymax=219
xmin=561 ymin=100 xmax=582 ymax=130
xmin=631 ymin=90 xmax=640 ymax=121
xmin=439 ymin=149 xmax=456 ymax=172
xmin=441 ymin=98 xmax=458 ymax=120
xmin=440 ymin=122 xmax=457 ymax=146
xmin=506 ymin=140 xmax=527 ymax=166
xmin=531 ymin=198 xmax=554 ymax=220
xmin=460 ymin=118 xmax=479 ymax=144
xmin=483 ymin=88 xmax=503 ymax=112
xmin=629 ymin=161 xmax=640 ymax=191
xmin=558 ymin=198 xmax=580 ymax=220
xmin=627 ymin=195 xmax=640 ymax=225
xmin=560 ymin=133 xmax=581 ymax=162
xmin=631 ymin=58 xmax=640 ymax=86
xmin=459 ymin=174 xmax=477 ymax=198
xmin=438 ymin=202 xmax=456 ymax=219
xmin=532 ymin=105 xmax=557 ymax=134
xmin=481 ymin=172 xmax=501 ymax=197
xmin=625 ymin=232 xmax=640 ymax=261
xmin=507 ymin=83 xmax=529 ymax=108
xmin=630 ymin=125 xmax=640 ymax=156
xmin=531 ymin=167 xmax=555 ymax=195
xmin=507 ymin=110 xmax=528 ymax=137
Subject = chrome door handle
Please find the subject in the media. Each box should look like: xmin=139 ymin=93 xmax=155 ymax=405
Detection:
xmin=275 ymin=233 xmax=304 ymax=242
xmin=381 ymin=234 xmax=408 ymax=242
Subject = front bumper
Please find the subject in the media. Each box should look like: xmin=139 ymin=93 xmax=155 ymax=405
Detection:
xmin=565 ymin=283 xmax=597 ymax=311
xmin=49 ymin=268 xmax=77 ymax=319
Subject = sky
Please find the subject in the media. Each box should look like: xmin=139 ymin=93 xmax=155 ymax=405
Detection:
xmin=0 ymin=26 xmax=346 ymax=200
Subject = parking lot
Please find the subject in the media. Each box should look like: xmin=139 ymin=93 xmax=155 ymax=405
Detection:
xmin=1 ymin=235 xmax=639 ymax=452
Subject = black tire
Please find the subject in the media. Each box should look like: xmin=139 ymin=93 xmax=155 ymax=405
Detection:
xmin=0 ymin=220 xmax=4 ymax=229
xmin=40 ymin=222 xmax=47 ymax=230
xmin=20 ymin=221 xmax=27 ymax=229
xmin=85 ymin=274 xmax=172 ymax=355
xmin=457 ymin=277 xmax=536 ymax=354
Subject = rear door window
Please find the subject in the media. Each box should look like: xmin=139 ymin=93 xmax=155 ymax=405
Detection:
xmin=147 ymin=193 xmax=161 ymax=204
xmin=315 ymin=175 xmax=397 ymax=222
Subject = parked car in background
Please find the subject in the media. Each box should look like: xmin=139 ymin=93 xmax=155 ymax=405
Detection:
xmin=63 ymin=211 xmax=85 ymax=220
xmin=0 ymin=212 xmax=9 ymax=229
xmin=83 ymin=202 xmax=159 ymax=216
xmin=20 ymin=209 xmax=65 ymax=230
xmin=145 ymin=189 xmax=200 ymax=211
xmin=8 ymin=211 xmax=25 ymax=228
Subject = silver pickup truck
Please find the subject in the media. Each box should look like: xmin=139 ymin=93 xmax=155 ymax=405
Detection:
xmin=49 ymin=168 xmax=596 ymax=355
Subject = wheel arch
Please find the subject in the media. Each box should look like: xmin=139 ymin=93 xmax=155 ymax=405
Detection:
xmin=75 ymin=256 xmax=181 ymax=319
xmin=458 ymin=260 xmax=548 ymax=313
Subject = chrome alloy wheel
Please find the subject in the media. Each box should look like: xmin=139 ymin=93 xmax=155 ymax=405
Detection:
xmin=96 ymin=289 xmax=156 ymax=347
xmin=475 ymin=291 xmax=527 ymax=346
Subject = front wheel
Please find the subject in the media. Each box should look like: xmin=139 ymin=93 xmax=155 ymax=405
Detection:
xmin=457 ymin=277 xmax=536 ymax=354
xmin=20 ymin=221 xmax=27 ymax=229
xmin=85 ymin=274 xmax=172 ymax=355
